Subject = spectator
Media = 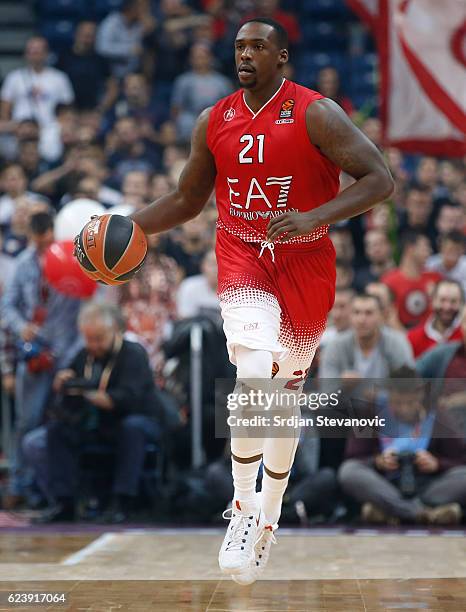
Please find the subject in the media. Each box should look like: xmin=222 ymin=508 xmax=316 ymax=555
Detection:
xmin=415 ymin=156 xmax=439 ymax=193
xmin=34 ymin=302 xmax=162 ymax=523
xmin=118 ymin=234 xmax=181 ymax=376
xmin=398 ymin=184 xmax=436 ymax=248
xmin=320 ymin=287 xmax=354 ymax=347
xmin=0 ymin=212 xmax=82 ymax=509
xmin=416 ymin=308 xmax=466 ymax=417
xmin=17 ymin=138 xmax=49 ymax=183
xmin=96 ymin=0 xmax=156 ymax=79
xmin=330 ymin=227 xmax=355 ymax=266
xmin=339 ymin=368 xmax=466 ymax=525
xmin=354 ymin=229 xmax=395 ymax=291
xmin=365 ymin=282 xmax=404 ymax=332
xmin=161 ymin=214 xmax=214 ymax=277
xmin=319 ymin=293 xmax=414 ymax=379
xmin=176 ymin=250 xmax=219 ymax=318
xmin=244 ymin=0 xmax=301 ymax=47
xmin=57 ymin=21 xmax=117 ymax=112
xmin=408 ymin=280 xmax=463 ymax=358
xmin=171 ymin=43 xmax=231 ymax=142
xmin=382 ymin=230 xmax=442 ymax=329
xmin=316 ymin=66 xmax=353 ymax=116
xmin=121 ymin=170 xmax=150 ymax=208
xmin=335 ymin=260 xmax=355 ymax=291
xmin=435 ymin=202 xmax=465 ymax=238
xmin=0 ymin=37 xmax=74 ymax=162
xmin=426 ymin=231 xmax=466 ymax=295
xmin=437 ymin=160 xmax=465 ymax=200
xmin=105 ymin=73 xmax=171 ymax=143
xmin=0 ymin=164 xmax=47 ymax=231
xmin=107 ymin=116 xmax=161 ymax=185
xmin=151 ymin=173 xmax=174 ymax=200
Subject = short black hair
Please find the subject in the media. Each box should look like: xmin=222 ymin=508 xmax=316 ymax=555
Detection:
xmin=240 ymin=18 xmax=288 ymax=50
xmin=440 ymin=230 xmax=465 ymax=246
xmin=29 ymin=211 xmax=54 ymax=235
xmin=399 ymin=228 xmax=426 ymax=253
xmin=353 ymin=292 xmax=383 ymax=311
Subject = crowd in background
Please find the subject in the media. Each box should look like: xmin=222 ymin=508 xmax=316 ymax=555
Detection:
xmin=0 ymin=0 xmax=465 ymax=525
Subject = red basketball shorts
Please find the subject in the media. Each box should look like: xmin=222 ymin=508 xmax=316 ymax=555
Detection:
xmin=215 ymin=228 xmax=336 ymax=379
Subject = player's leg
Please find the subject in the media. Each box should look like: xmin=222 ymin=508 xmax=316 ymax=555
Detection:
xmin=218 ymin=311 xmax=285 ymax=575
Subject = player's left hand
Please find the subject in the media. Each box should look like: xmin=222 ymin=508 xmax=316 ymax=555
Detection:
xmin=266 ymin=211 xmax=319 ymax=242
xmin=415 ymin=450 xmax=439 ymax=474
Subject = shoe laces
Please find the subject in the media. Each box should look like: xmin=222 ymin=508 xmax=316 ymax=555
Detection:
xmin=222 ymin=508 xmax=259 ymax=552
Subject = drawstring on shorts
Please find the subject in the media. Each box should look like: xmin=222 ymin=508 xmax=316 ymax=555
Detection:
xmin=259 ymin=241 xmax=275 ymax=263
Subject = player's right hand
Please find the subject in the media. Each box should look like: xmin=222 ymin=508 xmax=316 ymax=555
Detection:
xmin=375 ymin=450 xmax=399 ymax=472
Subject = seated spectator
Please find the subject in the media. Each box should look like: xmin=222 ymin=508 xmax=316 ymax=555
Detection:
xmin=435 ymin=202 xmax=465 ymax=238
xmin=171 ymin=42 xmax=231 ymax=142
xmin=118 ymin=234 xmax=181 ymax=376
xmin=320 ymin=287 xmax=354 ymax=347
xmin=176 ymin=250 xmax=219 ymax=318
xmin=161 ymin=214 xmax=214 ymax=277
xmin=354 ymin=229 xmax=395 ymax=291
xmin=57 ymin=21 xmax=116 ymax=112
xmin=0 ymin=164 xmax=47 ymax=231
xmin=106 ymin=116 xmax=161 ymax=185
xmin=0 ymin=37 xmax=74 ymax=162
xmin=34 ymin=302 xmax=162 ymax=523
xmin=316 ymin=66 xmax=353 ymax=116
xmin=438 ymin=160 xmax=465 ymax=200
xmin=330 ymin=227 xmax=355 ymax=267
xmin=105 ymin=73 xmax=171 ymax=142
xmin=415 ymin=156 xmax=439 ymax=193
xmin=398 ymin=184 xmax=436 ymax=248
xmin=17 ymin=138 xmax=49 ymax=183
xmin=426 ymin=231 xmax=466 ymax=295
xmin=416 ymin=308 xmax=466 ymax=418
xmin=121 ymin=170 xmax=151 ymax=209
xmin=365 ymin=282 xmax=404 ymax=332
xmin=335 ymin=260 xmax=355 ymax=290
xmin=96 ymin=0 xmax=156 ymax=79
xmin=319 ymin=293 xmax=414 ymax=379
xmin=382 ymin=230 xmax=442 ymax=329
xmin=151 ymin=173 xmax=174 ymax=200
xmin=339 ymin=368 xmax=466 ymax=525
xmin=408 ymin=280 xmax=464 ymax=358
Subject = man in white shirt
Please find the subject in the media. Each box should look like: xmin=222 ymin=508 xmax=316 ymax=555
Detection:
xmin=176 ymin=250 xmax=219 ymax=318
xmin=0 ymin=37 xmax=74 ymax=162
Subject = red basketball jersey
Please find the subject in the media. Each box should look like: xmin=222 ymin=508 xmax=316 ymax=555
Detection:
xmin=206 ymin=78 xmax=340 ymax=246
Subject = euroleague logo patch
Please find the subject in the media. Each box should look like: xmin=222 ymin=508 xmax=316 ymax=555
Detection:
xmin=276 ymin=98 xmax=295 ymax=124
xmin=85 ymin=216 xmax=101 ymax=250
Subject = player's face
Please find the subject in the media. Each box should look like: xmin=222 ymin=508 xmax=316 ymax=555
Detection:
xmin=235 ymin=23 xmax=287 ymax=90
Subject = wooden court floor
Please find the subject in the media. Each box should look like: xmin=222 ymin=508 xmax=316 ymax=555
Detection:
xmin=0 ymin=529 xmax=466 ymax=611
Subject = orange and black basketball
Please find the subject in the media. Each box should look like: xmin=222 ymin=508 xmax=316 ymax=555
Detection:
xmin=74 ymin=214 xmax=147 ymax=286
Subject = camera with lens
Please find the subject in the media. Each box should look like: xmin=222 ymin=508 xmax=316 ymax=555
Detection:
xmin=397 ymin=451 xmax=417 ymax=497
xmin=62 ymin=378 xmax=98 ymax=395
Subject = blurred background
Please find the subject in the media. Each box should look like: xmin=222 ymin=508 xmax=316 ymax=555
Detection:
xmin=0 ymin=0 xmax=465 ymax=527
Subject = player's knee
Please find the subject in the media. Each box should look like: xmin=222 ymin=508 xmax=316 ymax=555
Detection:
xmin=235 ymin=345 xmax=273 ymax=380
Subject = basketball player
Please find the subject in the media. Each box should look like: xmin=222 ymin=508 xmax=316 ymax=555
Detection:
xmin=131 ymin=18 xmax=394 ymax=583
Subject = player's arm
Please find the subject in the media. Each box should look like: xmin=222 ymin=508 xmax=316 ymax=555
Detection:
xmin=267 ymin=99 xmax=394 ymax=242
xmin=130 ymin=108 xmax=216 ymax=235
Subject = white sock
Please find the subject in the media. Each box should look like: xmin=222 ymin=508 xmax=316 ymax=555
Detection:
xmin=260 ymin=470 xmax=290 ymax=525
xmin=231 ymin=455 xmax=262 ymax=509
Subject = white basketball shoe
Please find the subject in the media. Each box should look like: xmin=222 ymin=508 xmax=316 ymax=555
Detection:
xmin=231 ymin=521 xmax=278 ymax=585
xmin=218 ymin=499 xmax=264 ymax=575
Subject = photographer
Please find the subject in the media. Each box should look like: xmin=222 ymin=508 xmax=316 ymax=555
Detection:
xmin=0 ymin=211 xmax=81 ymax=509
xmin=36 ymin=302 xmax=162 ymax=523
xmin=338 ymin=368 xmax=466 ymax=525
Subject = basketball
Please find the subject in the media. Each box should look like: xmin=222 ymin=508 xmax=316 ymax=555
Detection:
xmin=74 ymin=214 xmax=147 ymax=286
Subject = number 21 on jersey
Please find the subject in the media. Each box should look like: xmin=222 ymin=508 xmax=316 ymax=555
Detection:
xmin=239 ymin=134 xmax=265 ymax=164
